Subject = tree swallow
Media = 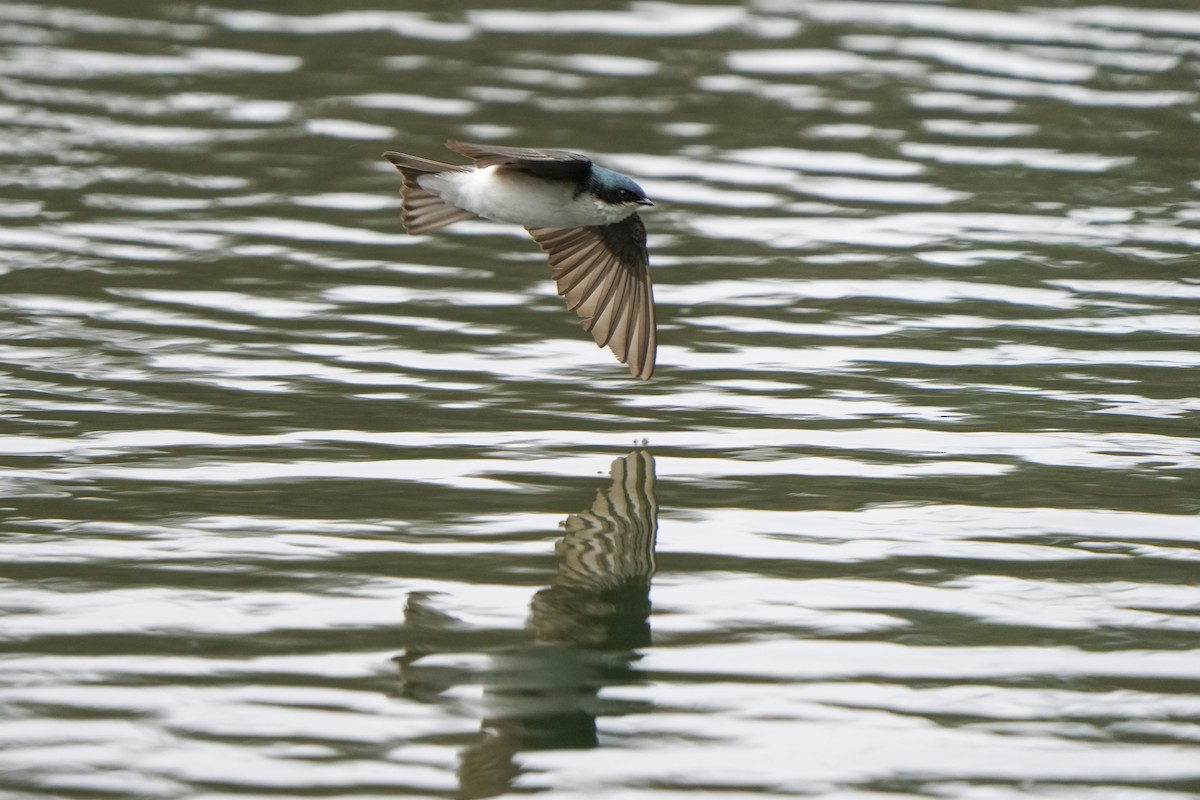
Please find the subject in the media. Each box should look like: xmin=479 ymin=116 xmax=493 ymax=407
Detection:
xmin=382 ymin=141 xmax=657 ymax=380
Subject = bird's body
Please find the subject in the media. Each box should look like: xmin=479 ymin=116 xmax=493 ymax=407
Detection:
xmin=420 ymin=166 xmax=636 ymax=229
xmin=383 ymin=141 xmax=657 ymax=380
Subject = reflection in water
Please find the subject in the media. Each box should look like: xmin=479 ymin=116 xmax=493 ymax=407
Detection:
xmin=398 ymin=451 xmax=658 ymax=799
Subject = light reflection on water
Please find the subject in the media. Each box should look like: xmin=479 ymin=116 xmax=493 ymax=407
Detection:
xmin=1 ymin=0 xmax=1199 ymax=798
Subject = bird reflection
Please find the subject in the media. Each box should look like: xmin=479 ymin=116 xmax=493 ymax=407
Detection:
xmin=530 ymin=448 xmax=658 ymax=650
xmin=396 ymin=451 xmax=658 ymax=800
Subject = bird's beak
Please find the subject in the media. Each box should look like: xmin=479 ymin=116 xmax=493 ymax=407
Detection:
xmin=636 ymin=198 xmax=654 ymax=206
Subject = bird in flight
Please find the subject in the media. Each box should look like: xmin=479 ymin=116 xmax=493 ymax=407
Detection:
xmin=383 ymin=141 xmax=657 ymax=380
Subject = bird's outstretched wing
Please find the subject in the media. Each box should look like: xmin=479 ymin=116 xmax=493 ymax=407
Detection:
xmin=526 ymin=215 xmax=656 ymax=380
xmin=447 ymin=140 xmax=594 ymax=182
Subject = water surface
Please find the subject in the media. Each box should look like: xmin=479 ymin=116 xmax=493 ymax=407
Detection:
xmin=1 ymin=1 xmax=1198 ymax=798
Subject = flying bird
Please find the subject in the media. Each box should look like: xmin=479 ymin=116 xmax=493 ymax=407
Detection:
xmin=383 ymin=141 xmax=657 ymax=380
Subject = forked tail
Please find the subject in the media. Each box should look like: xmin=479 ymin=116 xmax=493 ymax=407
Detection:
xmin=382 ymin=151 xmax=475 ymax=235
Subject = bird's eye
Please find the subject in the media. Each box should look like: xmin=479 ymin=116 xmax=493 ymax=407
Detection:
xmin=619 ymin=189 xmax=635 ymax=201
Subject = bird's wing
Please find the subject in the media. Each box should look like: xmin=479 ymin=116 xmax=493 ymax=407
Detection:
xmin=446 ymin=140 xmax=593 ymax=182
xmin=526 ymin=215 xmax=657 ymax=380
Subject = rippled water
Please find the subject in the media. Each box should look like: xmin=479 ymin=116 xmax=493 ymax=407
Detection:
xmin=2 ymin=1 xmax=1199 ymax=798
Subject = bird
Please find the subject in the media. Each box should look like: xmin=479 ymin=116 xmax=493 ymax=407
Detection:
xmin=382 ymin=140 xmax=657 ymax=380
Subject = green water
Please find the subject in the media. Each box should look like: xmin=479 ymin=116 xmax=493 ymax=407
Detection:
xmin=1 ymin=1 xmax=1198 ymax=798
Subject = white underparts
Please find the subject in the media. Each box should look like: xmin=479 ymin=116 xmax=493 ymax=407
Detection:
xmin=419 ymin=167 xmax=636 ymax=228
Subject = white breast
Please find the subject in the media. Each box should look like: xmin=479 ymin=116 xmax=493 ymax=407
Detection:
xmin=419 ymin=167 xmax=632 ymax=228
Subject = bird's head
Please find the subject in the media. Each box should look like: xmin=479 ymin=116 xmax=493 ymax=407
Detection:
xmin=587 ymin=166 xmax=654 ymax=209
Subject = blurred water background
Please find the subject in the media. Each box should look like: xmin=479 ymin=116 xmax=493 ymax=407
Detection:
xmin=1 ymin=1 xmax=1199 ymax=798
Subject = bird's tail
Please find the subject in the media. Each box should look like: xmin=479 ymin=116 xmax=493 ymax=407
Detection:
xmin=382 ymin=151 xmax=475 ymax=235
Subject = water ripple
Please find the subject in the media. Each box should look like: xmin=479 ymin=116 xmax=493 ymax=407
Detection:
xmin=1 ymin=1 xmax=1197 ymax=798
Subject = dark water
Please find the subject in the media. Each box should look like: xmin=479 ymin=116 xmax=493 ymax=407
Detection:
xmin=2 ymin=1 xmax=1199 ymax=798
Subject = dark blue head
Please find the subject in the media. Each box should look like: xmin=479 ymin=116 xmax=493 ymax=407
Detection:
xmin=586 ymin=165 xmax=653 ymax=208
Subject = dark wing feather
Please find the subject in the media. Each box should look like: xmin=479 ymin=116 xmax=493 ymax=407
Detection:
xmin=446 ymin=140 xmax=593 ymax=182
xmin=526 ymin=215 xmax=657 ymax=380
